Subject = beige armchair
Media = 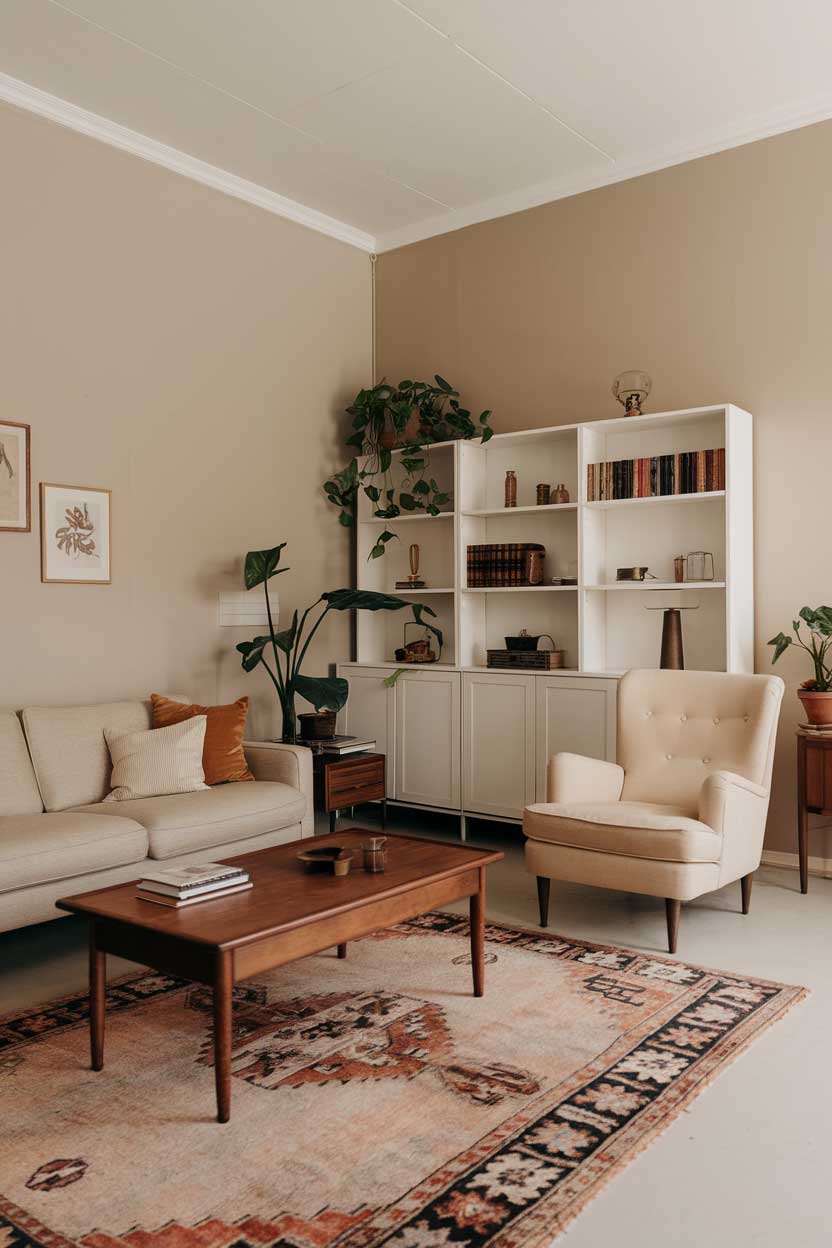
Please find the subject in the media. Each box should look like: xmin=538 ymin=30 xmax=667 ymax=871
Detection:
xmin=524 ymin=669 xmax=784 ymax=952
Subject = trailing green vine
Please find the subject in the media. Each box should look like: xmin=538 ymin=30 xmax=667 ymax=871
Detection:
xmin=323 ymin=375 xmax=492 ymax=558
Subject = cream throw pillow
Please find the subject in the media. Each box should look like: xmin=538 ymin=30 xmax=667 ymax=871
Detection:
xmin=104 ymin=717 xmax=208 ymax=802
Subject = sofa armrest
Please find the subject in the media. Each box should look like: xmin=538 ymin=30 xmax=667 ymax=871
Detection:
xmin=243 ymin=741 xmax=314 ymax=838
xmin=547 ymin=752 xmax=625 ymax=804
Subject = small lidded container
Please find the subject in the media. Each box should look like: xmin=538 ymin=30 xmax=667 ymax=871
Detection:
xmin=363 ymin=836 xmax=387 ymax=873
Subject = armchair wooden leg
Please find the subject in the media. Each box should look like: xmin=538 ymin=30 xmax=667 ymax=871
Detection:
xmin=741 ymin=873 xmax=753 ymax=914
xmin=665 ymin=898 xmax=680 ymax=954
xmin=536 ymin=876 xmax=551 ymax=927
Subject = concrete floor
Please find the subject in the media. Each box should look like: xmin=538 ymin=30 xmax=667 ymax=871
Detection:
xmin=1 ymin=806 xmax=827 ymax=1247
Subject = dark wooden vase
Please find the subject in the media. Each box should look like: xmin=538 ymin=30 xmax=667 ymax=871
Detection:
xmin=660 ymin=608 xmax=685 ymax=669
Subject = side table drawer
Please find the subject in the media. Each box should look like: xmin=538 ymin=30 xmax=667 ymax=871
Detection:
xmin=317 ymin=753 xmax=386 ymax=813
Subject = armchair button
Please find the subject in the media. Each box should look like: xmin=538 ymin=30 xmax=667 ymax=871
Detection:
xmin=645 ymin=710 xmax=652 ymax=718
xmin=703 ymin=756 xmax=711 ymax=764
xmin=680 ymin=714 xmax=687 ymax=722
xmin=713 ymin=717 xmax=720 ymax=725
xmin=666 ymin=753 xmax=673 ymax=760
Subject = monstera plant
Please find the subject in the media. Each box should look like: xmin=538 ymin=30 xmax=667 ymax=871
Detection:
xmin=235 ymin=543 xmax=442 ymax=742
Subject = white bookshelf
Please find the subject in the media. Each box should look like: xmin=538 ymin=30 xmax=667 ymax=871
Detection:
xmin=353 ymin=404 xmax=753 ymax=676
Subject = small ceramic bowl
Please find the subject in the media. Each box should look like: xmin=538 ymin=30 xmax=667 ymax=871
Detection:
xmin=296 ymin=846 xmax=354 ymax=877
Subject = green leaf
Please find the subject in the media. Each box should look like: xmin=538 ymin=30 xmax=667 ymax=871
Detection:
xmin=434 ymin=374 xmax=454 ymax=393
xmin=412 ymin=479 xmax=430 ymax=494
xmin=412 ymin=602 xmax=443 ymax=654
xmin=346 ymin=431 xmax=365 ymax=449
xmin=768 ymin=632 xmax=792 ymax=664
xmin=480 ymin=426 xmax=494 ymax=443
xmin=338 ymin=510 xmax=353 ymax=527
xmin=398 ymin=379 xmax=414 ymax=390
xmin=399 ymin=492 xmax=416 ymax=510
xmin=364 ymin=484 xmax=381 ymax=502
xmin=235 ymin=635 xmax=270 ymax=672
xmin=295 ymin=674 xmax=349 ymax=713
xmin=382 ymin=667 xmax=407 ymax=688
xmin=379 ymin=447 xmax=392 ymax=473
xmin=244 ymin=545 xmax=289 ymax=590
xmin=479 ymin=410 xmax=492 ymax=423
xmin=274 ymin=609 xmax=299 ymax=654
xmin=323 ymin=588 xmax=425 ymax=613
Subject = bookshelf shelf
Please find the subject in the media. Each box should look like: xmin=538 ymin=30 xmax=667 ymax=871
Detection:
xmin=462 ymin=503 xmax=578 ymax=517
xmin=585 ymin=581 xmax=726 ymax=592
xmin=583 ymin=490 xmax=725 ymax=510
xmin=361 ymin=511 xmax=454 ymax=525
xmin=351 ymin=404 xmax=751 ymax=675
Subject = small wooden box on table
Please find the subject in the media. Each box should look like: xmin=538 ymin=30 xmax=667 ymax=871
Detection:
xmin=56 ymin=829 xmax=501 ymax=1124
xmin=313 ymin=751 xmax=386 ymax=834
xmin=796 ymin=726 xmax=832 ymax=893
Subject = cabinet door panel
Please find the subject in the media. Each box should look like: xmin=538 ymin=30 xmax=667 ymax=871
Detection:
xmin=395 ymin=671 xmax=460 ymax=809
xmin=337 ymin=667 xmax=395 ymax=797
xmin=463 ymin=672 xmax=534 ymax=818
xmin=536 ymin=678 xmax=617 ymax=802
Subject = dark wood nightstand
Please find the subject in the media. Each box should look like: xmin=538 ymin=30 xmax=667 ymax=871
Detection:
xmin=313 ymin=751 xmax=386 ymax=834
xmin=796 ymin=728 xmax=832 ymax=893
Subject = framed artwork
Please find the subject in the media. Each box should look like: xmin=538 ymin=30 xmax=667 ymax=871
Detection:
xmin=0 ymin=420 xmax=31 ymax=532
xmin=40 ymin=483 xmax=112 ymax=584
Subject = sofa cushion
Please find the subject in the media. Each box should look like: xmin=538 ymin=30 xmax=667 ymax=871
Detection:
xmin=104 ymin=717 xmax=208 ymax=801
xmin=21 ymin=696 xmax=189 ymax=812
xmin=0 ymin=712 xmax=42 ymax=816
xmin=76 ymin=781 xmax=306 ymax=860
xmin=524 ymin=800 xmax=722 ymax=864
xmin=0 ymin=812 xmax=148 ymax=893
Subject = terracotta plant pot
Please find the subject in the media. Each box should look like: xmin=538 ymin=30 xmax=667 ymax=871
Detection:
xmin=797 ymin=687 xmax=832 ymax=726
xmin=380 ymin=407 xmax=423 ymax=450
xmin=297 ymin=710 xmax=337 ymax=740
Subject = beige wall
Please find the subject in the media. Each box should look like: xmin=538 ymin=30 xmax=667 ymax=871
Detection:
xmin=376 ymin=121 xmax=832 ymax=856
xmin=1 ymin=103 xmax=369 ymax=739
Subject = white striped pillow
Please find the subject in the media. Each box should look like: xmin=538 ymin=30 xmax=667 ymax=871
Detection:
xmin=103 ymin=717 xmax=208 ymax=802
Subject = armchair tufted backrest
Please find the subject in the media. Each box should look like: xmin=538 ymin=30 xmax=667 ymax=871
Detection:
xmin=618 ymin=669 xmax=784 ymax=814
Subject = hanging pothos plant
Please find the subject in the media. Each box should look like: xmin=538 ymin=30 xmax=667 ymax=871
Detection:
xmin=323 ymin=375 xmax=493 ymax=559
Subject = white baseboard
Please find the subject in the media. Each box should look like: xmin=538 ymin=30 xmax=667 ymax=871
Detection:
xmin=761 ymin=850 xmax=832 ymax=879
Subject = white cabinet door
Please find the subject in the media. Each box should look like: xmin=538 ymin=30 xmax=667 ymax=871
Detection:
xmin=337 ymin=666 xmax=395 ymax=797
xmin=535 ymin=677 xmax=617 ymax=802
xmin=395 ymin=669 xmax=461 ymax=809
xmin=463 ymin=672 xmax=535 ymax=819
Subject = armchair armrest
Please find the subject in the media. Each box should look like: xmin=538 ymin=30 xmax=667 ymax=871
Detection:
xmin=698 ymin=769 xmax=768 ymax=831
xmin=243 ymin=741 xmax=314 ymax=838
xmin=547 ymin=752 xmax=625 ymax=804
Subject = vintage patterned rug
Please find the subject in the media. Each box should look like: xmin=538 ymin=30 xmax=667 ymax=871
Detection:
xmin=0 ymin=913 xmax=805 ymax=1248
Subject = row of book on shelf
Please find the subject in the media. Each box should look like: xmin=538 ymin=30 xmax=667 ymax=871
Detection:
xmin=586 ymin=447 xmax=725 ymax=502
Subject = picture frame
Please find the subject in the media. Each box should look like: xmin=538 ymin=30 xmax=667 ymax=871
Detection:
xmin=40 ymin=483 xmax=112 ymax=585
xmin=0 ymin=420 xmax=31 ymax=532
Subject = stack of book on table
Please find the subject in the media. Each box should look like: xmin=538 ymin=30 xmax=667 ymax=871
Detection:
xmin=136 ymin=863 xmax=252 ymax=908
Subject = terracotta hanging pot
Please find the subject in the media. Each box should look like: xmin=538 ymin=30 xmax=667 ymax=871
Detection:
xmin=797 ymin=687 xmax=832 ymax=726
xmin=380 ymin=407 xmax=422 ymax=449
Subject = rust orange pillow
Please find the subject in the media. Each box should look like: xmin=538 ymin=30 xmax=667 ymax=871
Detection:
xmin=150 ymin=694 xmax=254 ymax=785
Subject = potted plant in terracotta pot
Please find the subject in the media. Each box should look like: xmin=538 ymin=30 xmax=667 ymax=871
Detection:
xmin=769 ymin=606 xmax=832 ymax=725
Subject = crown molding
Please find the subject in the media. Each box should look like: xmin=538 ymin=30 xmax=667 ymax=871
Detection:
xmin=374 ymin=92 xmax=832 ymax=252
xmin=0 ymin=71 xmax=377 ymax=253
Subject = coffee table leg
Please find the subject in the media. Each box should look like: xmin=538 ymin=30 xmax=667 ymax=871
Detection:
xmin=89 ymin=923 xmax=105 ymax=1071
xmin=337 ymin=943 xmax=347 ymax=959
xmin=213 ymin=950 xmax=233 ymax=1123
xmin=470 ymin=867 xmax=485 ymax=997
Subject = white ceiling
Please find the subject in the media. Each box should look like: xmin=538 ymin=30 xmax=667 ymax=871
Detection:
xmin=2 ymin=0 xmax=832 ymax=251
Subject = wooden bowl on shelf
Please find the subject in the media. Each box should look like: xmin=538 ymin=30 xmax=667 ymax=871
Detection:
xmin=296 ymin=846 xmax=354 ymax=877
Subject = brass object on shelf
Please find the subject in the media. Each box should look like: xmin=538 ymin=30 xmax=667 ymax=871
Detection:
xmin=395 ymin=620 xmax=439 ymax=664
xmin=395 ymin=542 xmax=426 ymax=590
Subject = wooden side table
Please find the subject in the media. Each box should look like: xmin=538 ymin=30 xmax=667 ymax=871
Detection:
xmin=796 ymin=728 xmax=832 ymax=893
xmin=313 ymin=751 xmax=386 ymax=834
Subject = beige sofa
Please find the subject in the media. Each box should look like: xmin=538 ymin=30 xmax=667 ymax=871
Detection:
xmin=0 ymin=697 xmax=313 ymax=933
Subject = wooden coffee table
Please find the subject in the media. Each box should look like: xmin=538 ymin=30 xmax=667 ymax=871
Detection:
xmin=56 ymin=829 xmax=503 ymax=1123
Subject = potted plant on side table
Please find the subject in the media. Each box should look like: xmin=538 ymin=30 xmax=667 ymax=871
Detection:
xmin=235 ymin=542 xmax=441 ymax=743
xmin=769 ymin=606 xmax=832 ymax=725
